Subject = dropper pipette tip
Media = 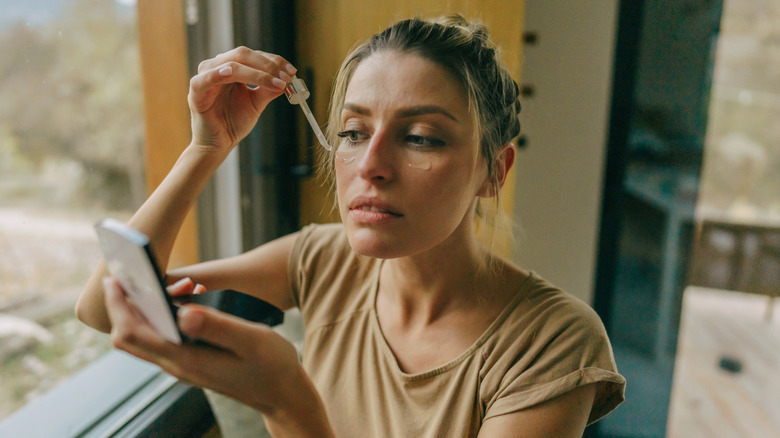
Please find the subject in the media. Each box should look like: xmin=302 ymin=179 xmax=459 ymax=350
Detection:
xmin=299 ymin=99 xmax=331 ymax=151
xmin=285 ymin=77 xmax=331 ymax=151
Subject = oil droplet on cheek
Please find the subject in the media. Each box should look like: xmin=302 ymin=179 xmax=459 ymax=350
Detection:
xmin=335 ymin=153 xmax=356 ymax=165
xmin=407 ymin=159 xmax=432 ymax=170
xmin=334 ymin=151 xmax=431 ymax=170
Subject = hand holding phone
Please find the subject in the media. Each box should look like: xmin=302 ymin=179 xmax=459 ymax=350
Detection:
xmin=95 ymin=219 xmax=285 ymax=344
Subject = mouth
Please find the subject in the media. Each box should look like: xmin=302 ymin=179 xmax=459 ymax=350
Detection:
xmin=348 ymin=198 xmax=403 ymax=219
xmin=352 ymin=205 xmax=402 ymax=216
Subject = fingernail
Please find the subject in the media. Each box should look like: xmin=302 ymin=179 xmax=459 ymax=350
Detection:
xmin=170 ymin=277 xmax=191 ymax=288
xmin=218 ymin=66 xmax=232 ymax=77
xmin=278 ymin=70 xmax=292 ymax=83
xmin=178 ymin=306 xmax=203 ymax=334
xmin=284 ymin=63 xmax=296 ymax=75
xmin=271 ymin=77 xmax=286 ymax=90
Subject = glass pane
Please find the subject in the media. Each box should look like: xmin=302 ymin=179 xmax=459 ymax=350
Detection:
xmin=668 ymin=0 xmax=780 ymax=436
xmin=698 ymin=1 xmax=780 ymax=222
xmin=597 ymin=1 xmax=722 ymax=436
xmin=0 ymin=0 xmax=143 ymax=418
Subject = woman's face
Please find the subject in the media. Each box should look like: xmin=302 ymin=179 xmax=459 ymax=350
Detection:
xmin=336 ymin=51 xmax=490 ymax=259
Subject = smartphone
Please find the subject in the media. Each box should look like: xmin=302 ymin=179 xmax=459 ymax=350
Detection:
xmin=95 ymin=218 xmax=183 ymax=344
xmin=95 ymin=219 xmax=285 ymax=344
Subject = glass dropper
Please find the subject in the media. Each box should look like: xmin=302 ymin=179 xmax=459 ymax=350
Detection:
xmin=284 ymin=77 xmax=331 ymax=151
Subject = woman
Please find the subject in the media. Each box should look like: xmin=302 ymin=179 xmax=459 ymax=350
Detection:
xmin=77 ymin=15 xmax=624 ymax=437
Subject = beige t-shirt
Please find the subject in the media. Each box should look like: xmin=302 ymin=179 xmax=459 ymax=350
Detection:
xmin=288 ymin=224 xmax=625 ymax=437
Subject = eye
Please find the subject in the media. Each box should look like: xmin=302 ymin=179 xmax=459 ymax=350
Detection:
xmin=336 ymin=130 xmax=369 ymax=144
xmin=405 ymin=135 xmax=445 ymax=148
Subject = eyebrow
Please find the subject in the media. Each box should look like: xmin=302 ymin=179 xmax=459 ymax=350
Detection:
xmin=342 ymin=103 xmax=459 ymax=122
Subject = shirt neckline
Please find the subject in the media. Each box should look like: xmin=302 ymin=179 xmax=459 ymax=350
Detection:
xmin=369 ymin=259 xmax=535 ymax=381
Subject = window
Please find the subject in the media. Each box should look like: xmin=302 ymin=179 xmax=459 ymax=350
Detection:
xmin=697 ymin=0 xmax=780 ymax=223
xmin=0 ymin=0 xmax=143 ymax=419
xmin=668 ymin=2 xmax=780 ymax=434
xmin=594 ymin=0 xmax=780 ymax=436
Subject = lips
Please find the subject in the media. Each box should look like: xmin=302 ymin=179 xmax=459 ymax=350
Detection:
xmin=348 ymin=197 xmax=403 ymax=220
xmin=354 ymin=205 xmax=401 ymax=215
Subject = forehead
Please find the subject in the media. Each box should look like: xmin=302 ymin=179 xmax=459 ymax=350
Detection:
xmin=344 ymin=51 xmax=469 ymax=116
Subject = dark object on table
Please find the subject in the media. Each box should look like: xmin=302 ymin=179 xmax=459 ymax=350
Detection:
xmin=718 ymin=355 xmax=743 ymax=374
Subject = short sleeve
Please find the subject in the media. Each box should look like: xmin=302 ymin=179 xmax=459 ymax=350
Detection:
xmin=285 ymin=223 xmax=374 ymax=327
xmin=482 ymin=284 xmax=626 ymax=425
xmin=287 ymin=223 xmax=318 ymax=309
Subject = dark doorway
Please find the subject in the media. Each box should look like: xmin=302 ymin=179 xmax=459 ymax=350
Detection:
xmin=592 ymin=0 xmax=723 ymax=436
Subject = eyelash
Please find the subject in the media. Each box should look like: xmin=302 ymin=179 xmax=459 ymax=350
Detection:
xmin=406 ymin=135 xmax=445 ymax=148
xmin=336 ymin=130 xmax=445 ymax=148
xmin=336 ymin=130 xmax=367 ymax=144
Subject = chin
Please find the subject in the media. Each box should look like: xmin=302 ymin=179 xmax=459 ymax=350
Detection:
xmin=345 ymin=226 xmax=408 ymax=259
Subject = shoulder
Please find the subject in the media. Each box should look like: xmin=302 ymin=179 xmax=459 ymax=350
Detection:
xmin=518 ymin=274 xmax=608 ymax=341
xmin=489 ymin=272 xmax=607 ymax=347
xmin=289 ymin=223 xmax=360 ymax=280
xmin=292 ymin=223 xmax=350 ymax=259
xmin=289 ymin=223 xmax=352 ymax=295
xmin=480 ymin=273 xmax=625 ymax=424
xmin=288 ymin=223 xmax=378 ymax=316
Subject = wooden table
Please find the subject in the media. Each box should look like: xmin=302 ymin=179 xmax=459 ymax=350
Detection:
xmin=667 ymin=287 xmax=780 ymax=437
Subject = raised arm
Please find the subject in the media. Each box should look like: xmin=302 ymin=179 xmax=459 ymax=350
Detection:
xmin=76 ymin=48 xmax=298 ymax=332
xmin=477 ymin=384 xmax=596 ymax=438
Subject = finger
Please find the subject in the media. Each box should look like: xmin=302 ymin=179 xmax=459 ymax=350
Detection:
xmin=188 ymin=62 xmax=290 ymax=113
xmin=177 ymin=304 xmax=267 ymax=353
xmin=103 ymin=277 xmax=147 ymax=327
xmin=198 ymin=47 xmax=296 ymax=77
xmin=104 ymin=279 xmax=238 ymax=387
xmin=103 ymin=278 xmax=171 ymax=352
xmin=167 ymin=277 xmax=197 ymax=296
xmin=211 ymin=60 xmax=292 ymax=91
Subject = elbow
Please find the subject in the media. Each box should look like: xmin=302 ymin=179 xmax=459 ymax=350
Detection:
xmin=74 ymin=294 xmax=111 ymax=334
xmin=73 ymin=298 xmax=89 ymax=326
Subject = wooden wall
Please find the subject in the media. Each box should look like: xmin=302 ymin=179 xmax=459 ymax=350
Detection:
xmin=136 ymin=0 xmax=199 ymax=266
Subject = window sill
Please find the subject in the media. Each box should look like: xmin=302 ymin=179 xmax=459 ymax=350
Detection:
xmin=0 ymin=350 xmax=215 ymax=437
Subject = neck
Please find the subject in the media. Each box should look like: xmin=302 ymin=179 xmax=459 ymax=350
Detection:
xmin=379 ymin=221 xmax=494 ymax=326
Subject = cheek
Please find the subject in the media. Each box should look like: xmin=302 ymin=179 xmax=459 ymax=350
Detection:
xmin=334 ymin=161 xmax=355 ymax=212
xmin=417 ymin=164 xmax=479 ymax=213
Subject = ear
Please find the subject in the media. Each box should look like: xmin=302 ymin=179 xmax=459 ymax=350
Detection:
xmin=477 ymin=142 xmax=516 ymax=198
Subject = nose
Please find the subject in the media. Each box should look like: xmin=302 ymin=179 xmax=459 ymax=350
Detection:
xmin=356 ymin=131 xmax=394 ymax=182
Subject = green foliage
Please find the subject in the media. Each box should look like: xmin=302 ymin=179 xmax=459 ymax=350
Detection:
xmin=0 ymin=0 xmax=145 ymax=210
xmin=699 ymin=0 xmax=780 ymax=215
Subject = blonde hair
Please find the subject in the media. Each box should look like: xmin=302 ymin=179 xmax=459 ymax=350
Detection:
xmin=322 ymin=15 xmax=522 ymax=255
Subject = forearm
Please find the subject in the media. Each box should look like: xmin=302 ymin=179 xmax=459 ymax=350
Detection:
xmin=126 ymin=143 xmax=228 ymax=267
xmin=76 ymin=143 xmax=230 ymax=331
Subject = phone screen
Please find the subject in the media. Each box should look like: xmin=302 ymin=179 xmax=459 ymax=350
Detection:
xmin=95 ymin=219 xmax=182 ymax=344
